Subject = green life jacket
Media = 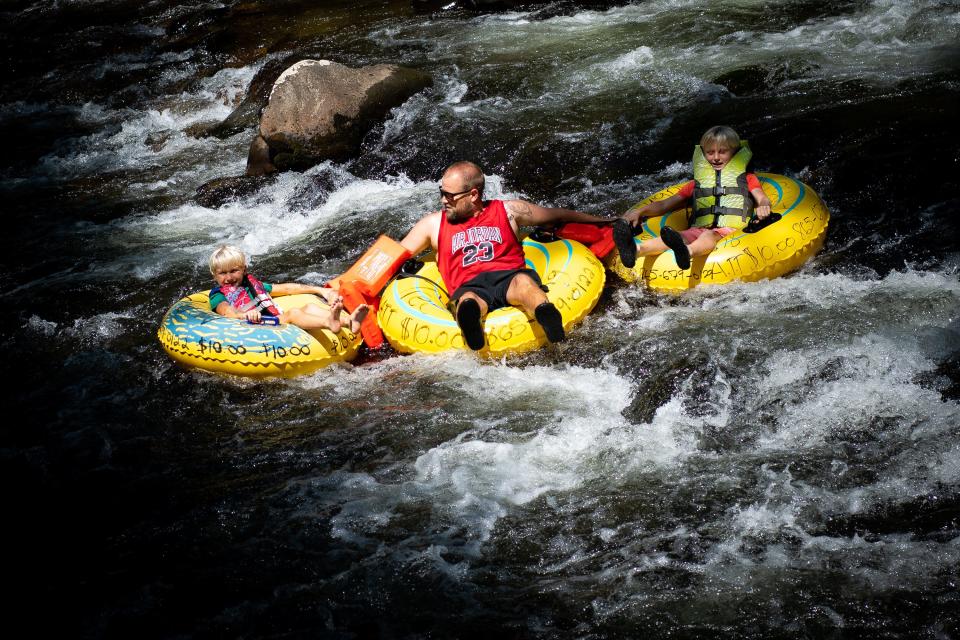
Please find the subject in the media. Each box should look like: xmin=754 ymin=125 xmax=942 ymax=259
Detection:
xmin=692 ymin=141 xmax=754 ymax=229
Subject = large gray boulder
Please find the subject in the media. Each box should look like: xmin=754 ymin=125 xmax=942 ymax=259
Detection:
xmin=247 ymin=59 xmax=431 ymax=174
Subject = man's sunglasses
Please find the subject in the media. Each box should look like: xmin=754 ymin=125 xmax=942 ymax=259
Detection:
xmin=439 ymin=187 xmax=475 ymax=201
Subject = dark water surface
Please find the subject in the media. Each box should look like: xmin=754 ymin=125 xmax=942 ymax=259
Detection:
xmin=3 ymin=1 xmax=959 ymax=638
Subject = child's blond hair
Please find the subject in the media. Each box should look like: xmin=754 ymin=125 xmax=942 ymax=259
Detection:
xmin=209 ymin=244 xmax=247 ymax=275
xmin=700 ymin=126 xmax=741 ymax=151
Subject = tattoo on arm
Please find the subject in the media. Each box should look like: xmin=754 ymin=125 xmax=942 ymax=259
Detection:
xmin=507 ymin=201 xmax=533 ymax=224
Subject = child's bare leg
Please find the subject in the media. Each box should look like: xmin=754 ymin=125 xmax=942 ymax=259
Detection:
xmin=687 ymin=231 xmax=722 ymax=257
xmin=299 ymin=303 xmax=330 ymax=316
xmin=283 ymin=302 xmax=342 ymax=333
xmin=635 ymin=236 xmax=669 ymax=257
xmin=300 ymin=301 xmax=344 ymax=333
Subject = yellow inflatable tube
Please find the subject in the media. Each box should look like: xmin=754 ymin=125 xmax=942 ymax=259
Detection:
xmin=378 ymin=237 xmax=605 ymax=355
xmin=610 ymin=173 xmax=829 ymax=292
xmin=158 ymin=292 xmax=361 ymax=377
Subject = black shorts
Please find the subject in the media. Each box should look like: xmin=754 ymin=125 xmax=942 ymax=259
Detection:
xmin=450 ymin=268 xmax=546 ymax=312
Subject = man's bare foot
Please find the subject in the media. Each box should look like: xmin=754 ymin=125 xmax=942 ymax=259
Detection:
xmin=327 ymin=299 xmax=343 ymax=333
xmin=349 ymin=304 xmax=370 ymax=334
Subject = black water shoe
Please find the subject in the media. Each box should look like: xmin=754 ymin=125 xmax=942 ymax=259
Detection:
xmin=456 ymin=298 xmax=485 ymax=350
xmin=534 ymin=302 xmax=565 ymax=343
xmin=613 ymin=219 xmax=637 ymax=268
xmin=660 ymin=226 xmax=690 ymax=270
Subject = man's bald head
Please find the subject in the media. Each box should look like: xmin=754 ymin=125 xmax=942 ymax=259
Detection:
xmin=442 ymin=161 xmax=485 ymax=197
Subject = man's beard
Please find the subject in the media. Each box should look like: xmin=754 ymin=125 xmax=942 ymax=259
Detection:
xmin=445 ymin=206 xmax=470 ymax=222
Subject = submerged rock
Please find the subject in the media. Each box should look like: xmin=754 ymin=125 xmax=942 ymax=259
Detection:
xmin=248 ymin=59 xmax=432 ymax=174
xmin=145 ymin=129 xmax=174 ymax=152
xmin=194 ymin=175 xmax=275 ymax=208
xmin=713 ymin=60 xmax=819 ymax=96
xmin=246 ymin=135 xmax=276 ymax=177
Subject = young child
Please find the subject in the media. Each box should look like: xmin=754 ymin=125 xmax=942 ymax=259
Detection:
xmin=208 ymin=245 xmax=368 ymax=334
xmin=613 ymin=126 xmax=772 ymax=269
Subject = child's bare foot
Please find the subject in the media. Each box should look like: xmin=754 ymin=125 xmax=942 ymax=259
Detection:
xmin=350 ymin=304 xmax=370 ymax=333
xmin=327 ymin=299 xmax=343 ymax=333
xmin=349 ymin=304 xmax=369 ymax=334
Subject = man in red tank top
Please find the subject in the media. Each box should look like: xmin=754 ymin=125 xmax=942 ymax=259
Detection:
xmin=400 ymin=161 xmax=611 ymax=351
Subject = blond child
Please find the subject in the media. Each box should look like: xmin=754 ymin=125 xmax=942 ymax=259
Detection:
xmin=208 ymin=245 xmax=368 ymax=334
xmin=613 ymin=126 xmax=772 ymax=269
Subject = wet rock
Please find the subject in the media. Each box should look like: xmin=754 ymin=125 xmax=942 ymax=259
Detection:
xmin=712 ymin=60 xmax=819 ymax=96
xmin=712 ymin=65 xmax=768 ymax=96
xmin=251 ymin=59 xmax=432 ymax=173
xmin=823 ymin=492 xmax=960 ymax=541
xmin=182 ymin=122 xmax=214 ymax=139
xmin=194 ymin=175 xmax=275 ymax=208
xmin=246 ymin=135 xmax=276 ymax=176
xmin=145 ymin=129 xmax=174 ymax=152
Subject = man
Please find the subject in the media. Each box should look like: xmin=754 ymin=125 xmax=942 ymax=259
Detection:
xmin=399 ymin=161 xmax=612 ymax=351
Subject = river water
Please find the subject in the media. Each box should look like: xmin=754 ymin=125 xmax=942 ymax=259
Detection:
xmin=4 ymin=0 xmax=959 ymax=637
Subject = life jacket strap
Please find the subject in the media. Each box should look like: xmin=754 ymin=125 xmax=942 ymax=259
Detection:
xmin=691 ymin=206 xmax=753 ymax=228
xmin=694 ymin=185 xmax=751 ymax=199
xmin=244 ymin=274 xmax=282 ymax=317
xmin=711 ymin=205 xmax=751 ymax=218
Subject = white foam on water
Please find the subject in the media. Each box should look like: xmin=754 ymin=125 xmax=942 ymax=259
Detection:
xmin=699 ymin=459 xmax=960 ymax=595
xmin=104 ymin=165 xmax=519 ymax=282
xmin=371 ymin=0 xmax=956 ymax=131
xmin=368 ymin=1 xmax=710 ymax=113
xmin=297 ymin=355 xmax=700 ymax=554
xmin=113 ymin=167 xmax=433 ymax=276
xmin=758 ymin=335 xmax=954 ymax=448
xmin=741 ymin=0 xmax=957 ymax=83
xmin=89 ymin=49 xmax=195 ymax=81
xmin=35 ymin=63 xmax=259 ymax=182
xmin=666 ymin=274 xmax=960 ymax=593
xmin=562 ymin=261 xmax=960 ymax=599
xmin=475 ymin=0 xmax=695 ymax=32
xmin=310 ymin=170 xmax=424 ymax=226
xmin=26 ymin=315 xmax=58 ymax=337
xmin=39 ymin=310 xmax=139 ymax=348
xmin=378 ymin=72 xmax=470 ymax=143
xmin=689 ymin=267 xmax=960 ymax=315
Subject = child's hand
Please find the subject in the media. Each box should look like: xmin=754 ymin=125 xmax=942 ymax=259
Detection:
xmin=244 ymin=309 xmax=262 ymax=323
xmin=755 ymin=204 xmax=771 ymax=219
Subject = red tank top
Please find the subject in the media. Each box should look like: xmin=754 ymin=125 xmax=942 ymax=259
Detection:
xmin=437 ymin=199 xmax=526 ymax=292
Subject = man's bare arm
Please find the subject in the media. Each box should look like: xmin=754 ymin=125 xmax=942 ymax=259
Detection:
xmin=399 ymin=211 xmax=441 ymax=255
xmin=504 ymin=199 xmax=613 ymax=228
